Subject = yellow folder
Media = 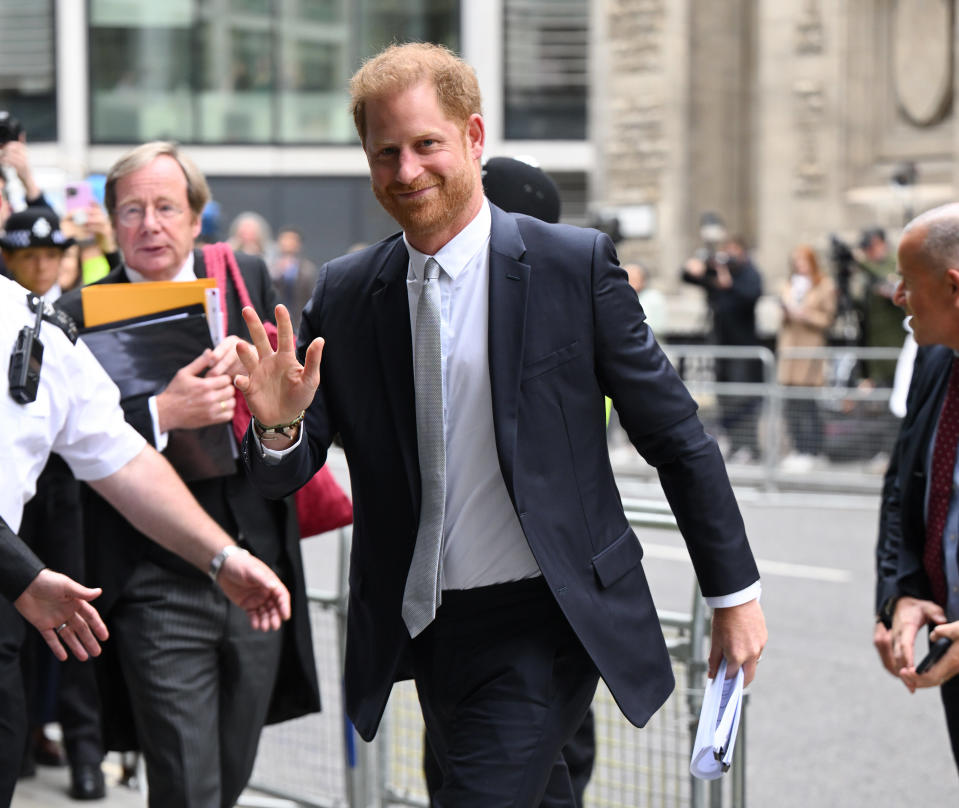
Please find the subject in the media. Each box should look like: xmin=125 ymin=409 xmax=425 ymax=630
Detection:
xmin=81 ymin=279 xmax=218 ymax=328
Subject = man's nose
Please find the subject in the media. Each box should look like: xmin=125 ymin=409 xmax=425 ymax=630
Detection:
xmin=892 ymin=278 xmax=906 ymax=309
xmin=140 ymin=206 xmax=162 ymax=230
xmin=396 ymin=149 xmax=422 ymax=186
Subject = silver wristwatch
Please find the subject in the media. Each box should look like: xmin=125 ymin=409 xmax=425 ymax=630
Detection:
xmin=208 ymin=545 xmax=250 ymax=583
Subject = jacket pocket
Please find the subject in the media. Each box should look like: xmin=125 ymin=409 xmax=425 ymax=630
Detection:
xmin=521 ymin=340 xmax=582 ymax=381
xmin=591 ymin=526 xmax=644 ymax=589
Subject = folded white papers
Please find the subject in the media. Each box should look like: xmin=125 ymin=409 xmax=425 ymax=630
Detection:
xmin=689 ymin=657 xmax=744 ymax=780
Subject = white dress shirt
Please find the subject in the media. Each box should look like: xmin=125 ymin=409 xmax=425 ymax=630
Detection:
xmin=0 ymin=275 xmax=145 ymax=532
xmin=405 ymin=200 xmax=539 ymax=589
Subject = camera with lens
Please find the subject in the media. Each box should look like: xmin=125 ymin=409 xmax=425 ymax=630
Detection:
xmin=829 ymin=234 xmax=853 ymax=265
xmin=695 ymin=211 xmax=730 ymax=266
xmin=0 ymin=111 xmax=23 ymax=145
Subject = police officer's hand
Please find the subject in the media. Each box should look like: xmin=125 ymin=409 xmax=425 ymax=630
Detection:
xmin=216 ymin=550 xmax=291 ymax=631
xmin=156 ymin=350 xmax=236 ymax=432
xmin=235 ymin=304 xmax=323 ymax=431
xmin=14 ymin=569 xmax=109 ymax=662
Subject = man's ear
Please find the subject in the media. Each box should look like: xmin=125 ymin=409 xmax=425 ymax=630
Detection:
xmin=466 ymin=113 xmax=485 ymax=160
xmin=946 ymin=267 xmax=959 ymax=307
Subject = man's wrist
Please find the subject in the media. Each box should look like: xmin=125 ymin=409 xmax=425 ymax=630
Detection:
xmin=878 ymin=594 xmax=899 ymax=630
xmin=208 ymin=545 xmax=249 ymax=583
xmin=252 ymin=410 xmax=305 ymax=442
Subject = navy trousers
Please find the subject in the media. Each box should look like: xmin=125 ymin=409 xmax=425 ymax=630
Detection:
xmin=412 ymin=577 xmax=599 ymax=808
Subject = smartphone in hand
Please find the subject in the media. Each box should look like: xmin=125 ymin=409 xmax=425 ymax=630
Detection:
xmin=916 ymin=636 xmax=952 ymax=675
xmin=65 ymin=181 xmax=94 ymax=225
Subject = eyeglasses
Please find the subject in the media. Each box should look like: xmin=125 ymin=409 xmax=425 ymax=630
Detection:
xmin=116 ymin=202 xmax=185 ymax=227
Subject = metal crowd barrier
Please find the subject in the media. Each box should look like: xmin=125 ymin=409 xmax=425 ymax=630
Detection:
xmin=612 ymin=343 xmax=904 ymax=491
xmin=245 ymin=508 xmax=745 ymax=808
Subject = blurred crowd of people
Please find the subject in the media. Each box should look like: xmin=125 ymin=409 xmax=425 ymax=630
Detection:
xmin=665 ymin=211 xmax=909 ymax=472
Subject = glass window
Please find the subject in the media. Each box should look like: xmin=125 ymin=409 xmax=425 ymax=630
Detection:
xmin=0 ymin=1 xmax=57 ymax=142
xmin=89 ymin=0 xmax=459 ymax=145
xmin=503 ymin=0 xmax=588 ymax=140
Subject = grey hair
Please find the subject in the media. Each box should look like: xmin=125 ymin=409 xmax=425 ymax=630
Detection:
xmin=105 ymin=141 xmax=211 ymax=219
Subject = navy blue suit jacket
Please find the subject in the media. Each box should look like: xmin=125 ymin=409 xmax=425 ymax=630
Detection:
xmin=877 ymin=345 xmax=954 ymax=611
xmin=245 ymin=203 xmax=759 ymax=741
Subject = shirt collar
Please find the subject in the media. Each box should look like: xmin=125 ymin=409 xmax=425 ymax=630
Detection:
xmin=125 ymin=251 xmax=196 ymax=284
xmin=405 ymin=199 xmax=492 ymax=282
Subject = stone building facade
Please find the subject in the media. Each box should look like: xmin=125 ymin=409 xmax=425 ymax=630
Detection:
xmin=594 ymin=0 xmax=956 ymax=330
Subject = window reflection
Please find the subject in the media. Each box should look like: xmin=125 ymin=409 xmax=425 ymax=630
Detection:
xmin=504 ymin=0 xmax=588 ymax=140
xmin=0 ymin=0 xmax=57 ymax=141
xmin=89 ymin=0 xmax=459 ymax=145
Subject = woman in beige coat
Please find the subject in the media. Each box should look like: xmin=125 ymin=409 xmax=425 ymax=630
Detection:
xmin=777 ymin=244 xmax=838 ymax=469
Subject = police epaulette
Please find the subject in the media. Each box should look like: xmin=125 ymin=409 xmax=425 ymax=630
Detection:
xmin=26 ymin=294 xmax=79 ymax=345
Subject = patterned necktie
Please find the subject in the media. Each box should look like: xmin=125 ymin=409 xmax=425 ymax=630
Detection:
xmin=402 ymin=257 xmax=447 ymax=637
xmin=925 ymin=357 xmax=959 ymax=606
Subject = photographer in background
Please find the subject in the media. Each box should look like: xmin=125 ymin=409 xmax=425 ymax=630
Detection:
xmin=681 ymin=214 xmax=763 ymax=463
xmin=853 ymin=227 xmax=903 ymax=387
xmin=61 ymin=202 xmax=121 ymax=289
xmin=0 ymin=112 xmax=54 ymax=282
xmin=0 ymin=112 xmax=51 ymax=214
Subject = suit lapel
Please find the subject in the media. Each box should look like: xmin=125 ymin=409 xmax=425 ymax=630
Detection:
xmin=372 ymin=241 xmax=420 ymax=513
xmin=193 ymin=247 xmax=207 ymax=279
xmin=487 ymin=205 xmax=530 ymax=494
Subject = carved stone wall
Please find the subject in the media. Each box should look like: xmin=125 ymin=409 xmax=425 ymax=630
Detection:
xmin=604 ymin=0 xmax=667 ymax=204
xmin=596 ymin=0 xmax=959 ymax=305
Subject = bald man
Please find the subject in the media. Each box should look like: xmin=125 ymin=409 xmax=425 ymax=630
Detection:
xmin=875 ymin=202 xmax=959 ymax=771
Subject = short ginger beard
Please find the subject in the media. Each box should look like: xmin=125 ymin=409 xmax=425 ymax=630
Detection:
xmin=372 ymin=152 xmax=478 ymax=244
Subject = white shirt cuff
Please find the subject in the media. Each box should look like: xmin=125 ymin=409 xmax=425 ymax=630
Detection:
xmin=704 ymin=581 xmax=761 ymax=609
xmin=253 ymin=423 xmax=305 ymax=464
xmin=148 ymin=395 xmax=169 ymax=452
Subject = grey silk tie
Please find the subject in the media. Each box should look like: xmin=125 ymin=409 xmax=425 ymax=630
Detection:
xmin=402 ymin=257 xmax=447 ymax=637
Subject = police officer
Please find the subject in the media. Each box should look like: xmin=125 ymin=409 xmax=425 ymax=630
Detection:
xmin=0 ymin=205 xmax=104 ymax=798
xmin=0 ymin=272 xmax=292 ymax=804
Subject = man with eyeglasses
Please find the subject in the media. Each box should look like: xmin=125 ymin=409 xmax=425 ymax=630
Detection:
xmin=55 ymin=142 xmax=319 ymax=808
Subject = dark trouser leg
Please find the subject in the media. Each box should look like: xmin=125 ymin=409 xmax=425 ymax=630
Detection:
xmin=424 ymin=707 xmax=596 ymax=808
xmin=413 ymin=578 xmax=599 ymax=808
xmin=218 ymin=598 xmax=284 ymax=808
xmin=561 ymin=707 xmax=595 ymax=808
xmin=18 ymin=462 xmax=102 ymax=767
xmin=110 ymin=559 xmax=282 ymax=808
xmin=718 ymin=357 xmax=760 ymax=453
xmin=58 ymin=656 xmax=103 ymax=766
xmin=940 ymin=675 xmax=959 ymax=774
xmin=787 ymin=397 xmax=823 ymax=456
xmin=0 ymin=599 xmax=27 ymax=804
